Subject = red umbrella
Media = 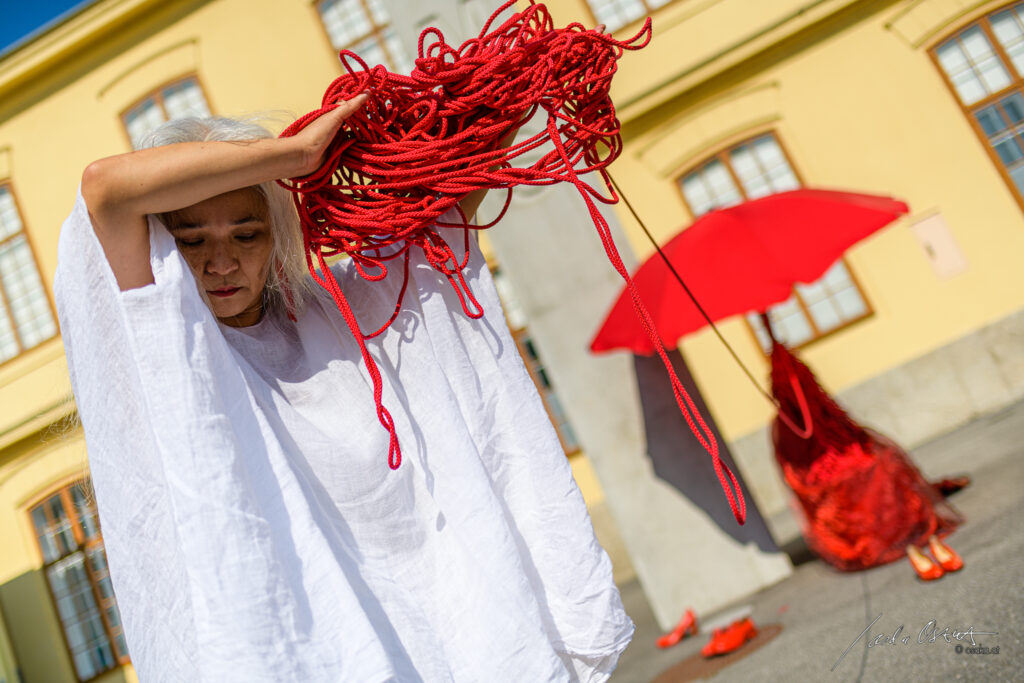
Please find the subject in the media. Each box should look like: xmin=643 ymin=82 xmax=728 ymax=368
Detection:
xmin=588 ymin=187 xmax=962 ymax=562
xmin=590 ymin=189 xmax=909 ymax=354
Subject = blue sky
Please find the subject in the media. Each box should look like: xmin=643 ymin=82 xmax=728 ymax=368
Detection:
xmin=0 ymin=0 xmax=94 ymax=55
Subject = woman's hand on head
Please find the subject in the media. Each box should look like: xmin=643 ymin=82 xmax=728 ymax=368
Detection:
xmin=292 ymin=92 xmax=370 ymax=177
xmin=81 ymin=96 xmax=361 ymax=293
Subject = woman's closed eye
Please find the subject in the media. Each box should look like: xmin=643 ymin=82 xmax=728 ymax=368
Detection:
xmin=175 ymin=230 xmax=264 ymax=248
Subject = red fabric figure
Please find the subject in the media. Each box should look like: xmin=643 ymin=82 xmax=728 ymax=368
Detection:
xmin=769 ymin=340 xmax=962 ymax=571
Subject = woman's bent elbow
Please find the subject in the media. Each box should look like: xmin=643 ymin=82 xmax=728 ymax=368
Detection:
xmin=81 ymin=160 xmax=114 ymax=214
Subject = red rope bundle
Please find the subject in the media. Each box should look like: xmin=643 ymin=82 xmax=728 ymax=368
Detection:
xmin=279 ymin=0 xmax=746 ymax=523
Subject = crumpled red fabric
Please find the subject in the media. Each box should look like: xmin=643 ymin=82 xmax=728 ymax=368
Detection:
xmin=770 ymin=342 xmax=962 ymax=571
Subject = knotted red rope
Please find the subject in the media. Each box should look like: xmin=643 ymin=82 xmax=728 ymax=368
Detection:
xmin=279 ymin=0 xmax=746 ymax=524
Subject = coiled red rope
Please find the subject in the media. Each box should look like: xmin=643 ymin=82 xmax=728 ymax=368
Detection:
xmin=279 ymin=0 xmax=746 ymax=524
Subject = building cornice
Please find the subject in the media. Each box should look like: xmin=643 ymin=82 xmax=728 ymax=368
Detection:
xmin=0 ymin=0 xmax=199 ymax=104
xmin=616 ymin=0 xmax=895 ymax=123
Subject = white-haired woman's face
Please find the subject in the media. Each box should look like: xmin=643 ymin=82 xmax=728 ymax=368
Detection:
xmin=166 ymin=188 xmax=273 ymax=327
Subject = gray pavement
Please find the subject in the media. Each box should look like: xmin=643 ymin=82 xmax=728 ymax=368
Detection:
xmin=611 ymin=399 xmax=1024 ymax=682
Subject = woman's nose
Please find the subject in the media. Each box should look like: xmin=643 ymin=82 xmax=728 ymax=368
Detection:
xmin=205 ymin=245 xmax=239 ymax=275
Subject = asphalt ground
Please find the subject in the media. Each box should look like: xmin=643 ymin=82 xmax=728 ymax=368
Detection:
xmin=610 ymin=399 xmax=1024 ymax=682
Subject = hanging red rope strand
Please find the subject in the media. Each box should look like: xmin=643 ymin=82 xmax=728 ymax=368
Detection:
xmin=279 ymin=0 xmax=746 ymax=524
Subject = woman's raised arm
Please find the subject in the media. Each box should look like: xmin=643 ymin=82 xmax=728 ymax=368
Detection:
xmin=81 ymin=94 xmax=368 ymax=291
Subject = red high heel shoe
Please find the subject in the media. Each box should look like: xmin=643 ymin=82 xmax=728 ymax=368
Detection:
xmin=701 ymin=617 xmax=758 ymax=657
xmin=655 ymin=608 xmax=698 ymax=649
xmin=928 ymin=535 xmax=963 ymax=572
xmin=907 ymin=545 xmax=943 ymax=581
xmin=933 ymin=475 xmax=970 ymax=497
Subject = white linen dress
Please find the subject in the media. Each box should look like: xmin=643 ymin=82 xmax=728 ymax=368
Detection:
xmin=54 ymin=191 xmax=634 ymax=682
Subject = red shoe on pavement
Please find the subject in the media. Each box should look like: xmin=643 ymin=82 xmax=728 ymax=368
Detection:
xmin=907 ymin=544 xmax=944 ymax=581
xmin=933 ymin=475 xmax=970 ymax=497
xmin=700 ymin=617 xmax=758 ymax=657
xmin=928 ymin=535 xmax=964 ymax=573
xmin=655 ymin=608 xmax=698 ymax=649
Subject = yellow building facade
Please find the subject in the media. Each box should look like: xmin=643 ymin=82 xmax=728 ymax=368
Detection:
xmin=3 ymin=0 xmax=1024 ymax=677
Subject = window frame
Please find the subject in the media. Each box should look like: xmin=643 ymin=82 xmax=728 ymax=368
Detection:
xmin=581 ymin=0 xmax=679 ymax=34
xmin=673 ymin=131 xmax=874 ymax=352
xmin=118 ymin=74 xmax=213 ymax=150
xmin=0 ymin=180 xmax=59 ymax=368
xmin=489 ymin=263 xmax=581 ymax=457
xmin=313 ymin=0 xmax=410 ymax=73
xmin=27 ymin=478 xmax=129 ymax=682
xmin=929 ymin=2 xmax=1024 ymax=214
xmin=509 ymin=326 xmax=582 ymax=457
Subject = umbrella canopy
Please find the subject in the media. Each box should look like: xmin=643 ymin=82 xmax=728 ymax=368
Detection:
xmin=590 ymin=189 xmax=909 ymax=354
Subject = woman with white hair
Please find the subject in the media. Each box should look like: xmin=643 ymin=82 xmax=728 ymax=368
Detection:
xmin=55 ymin=94 xmax=633 ymax=681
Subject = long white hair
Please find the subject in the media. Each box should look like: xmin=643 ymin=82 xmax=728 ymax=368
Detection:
xmin=139 ymin=116 xmax=312 ymax=318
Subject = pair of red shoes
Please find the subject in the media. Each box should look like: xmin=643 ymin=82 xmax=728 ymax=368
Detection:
xmin=907 ymin=535 xmax=964 ymax=581
xmin=655 ymin=609 xmax=759 ymax=657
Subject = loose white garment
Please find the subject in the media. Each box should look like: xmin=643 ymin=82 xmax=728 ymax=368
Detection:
xmin=54 ymin=190 xmax=633 ymax=683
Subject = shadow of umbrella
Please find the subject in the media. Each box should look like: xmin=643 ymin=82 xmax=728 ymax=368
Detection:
xmin=634 ymin=349 xmax=779 ymax=551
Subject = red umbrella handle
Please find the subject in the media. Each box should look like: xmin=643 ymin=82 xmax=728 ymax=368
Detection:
xmin=779 ymin=373 xmax=813 ymax=439
xmin=760 ymin=314 xmax=812 ymax=439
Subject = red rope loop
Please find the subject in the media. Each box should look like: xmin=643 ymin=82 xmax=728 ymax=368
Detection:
xmin=278 ymin=0 xmax=746 ymax=524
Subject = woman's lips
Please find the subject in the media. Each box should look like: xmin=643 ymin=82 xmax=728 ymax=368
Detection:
xmin=208 ymin=287 xmax=241 ymax=298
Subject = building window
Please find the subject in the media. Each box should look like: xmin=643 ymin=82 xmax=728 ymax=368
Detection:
xmin=317 ymin=0 xmax=413 ymax=73
xmin=122 ymin=76 xmax=211 ymax=149
xmin=678 ymin=133 xmax=870 ymax=350
xmin=934 ymin=2 xmax=1024 ymax=204
xmin=0 ymin=183 xmax=58 ymax=364
xmin=585 ymin=0 xmax=674 ymax=33
xmin=492 ymin=266 xmax=580 ymax=455
xmin=29 ymin=480 xmax=129 ymax=681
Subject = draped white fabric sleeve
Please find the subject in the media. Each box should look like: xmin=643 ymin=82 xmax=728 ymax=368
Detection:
xmin=54 ymin=189 xmax=633 ymax=683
